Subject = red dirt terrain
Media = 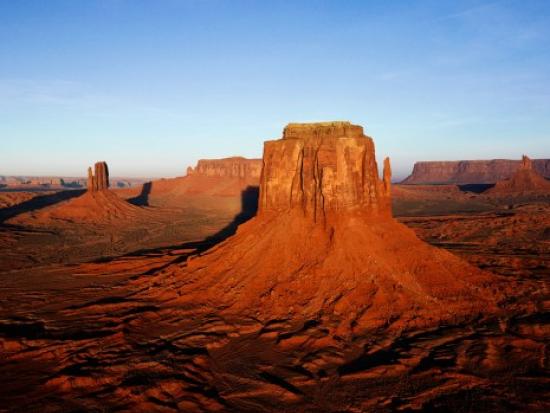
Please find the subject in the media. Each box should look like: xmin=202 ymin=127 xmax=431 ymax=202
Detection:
xmin=0 ymin=158 xmax=260 ymax=271
xmin=1 ymin=122 xmax=547 ymax=412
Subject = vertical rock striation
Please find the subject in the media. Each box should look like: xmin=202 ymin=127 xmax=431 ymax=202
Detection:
xmin=171 ymin=121 xmax=499 ymax=328
xmin=87 ymin=162 xmax=109 ymax=192
xmin=259 ymin=122 xmax=391 ymax=219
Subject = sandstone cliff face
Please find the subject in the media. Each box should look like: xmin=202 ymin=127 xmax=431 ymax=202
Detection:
xmin=403 ymin=159 xmax=550 ymax=184
xmin=188 ymin=157 xmax=262 ymax=180
xmin=164 ymin=122 xmax=501 ymax=331
xmin=259 ymin=122 xmax=391 ymax=219
xmin=87 ymin=162 xmax=109 ymax=192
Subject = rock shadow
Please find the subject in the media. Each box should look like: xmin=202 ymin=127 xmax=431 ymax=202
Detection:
xmin=458 ymin=183 xmax=495 ymax=194
xmin=0 ymin=189 xmax=86 ymax=223
xmin=127 ymin=182 xmax=152 ymax=206
xmin=205 ymin=185 xmax=259 ymax=243
xmin=118 ymin=186 xmax=260 ymax=260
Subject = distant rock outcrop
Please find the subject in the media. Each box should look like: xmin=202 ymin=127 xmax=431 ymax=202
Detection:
xmin=487 ymin=155 xmax=550 ymax=195
xmin=402 ymin=158 xmax=550 ymax=185
xmin=164 ymin=122 xmax=501 ymax=332
xmin=188 ymin=157 xmax=262 ymax=179
xmin=87 ymin=162 xmax=109 ymax=192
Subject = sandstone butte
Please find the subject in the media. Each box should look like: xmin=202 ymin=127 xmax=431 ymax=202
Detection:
xmin=87 ymin=161 xmax=110 ymax=192
xmin=153 ymin=122 xmax=504 ymax=335
xmin=9 ymin=161 xmax=142 ymax=225
xmin=487 ymin=155 xmax=550 ymax=194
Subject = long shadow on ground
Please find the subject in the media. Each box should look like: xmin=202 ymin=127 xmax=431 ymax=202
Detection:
xmin=103 ymin=185 xmax=260 ymax=264
xmin=127 ymin=182 xmax=152 ymax=206
xmin=0 ymin=190 xmax=86 ymax=223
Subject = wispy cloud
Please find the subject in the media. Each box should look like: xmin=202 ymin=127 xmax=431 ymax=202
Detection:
xmin=0 ymin=78 xmax=181 ymax=118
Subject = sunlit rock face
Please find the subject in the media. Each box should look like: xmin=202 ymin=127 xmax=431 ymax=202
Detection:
xmin=87 ymin=161 xmax=109 ymax=192
xmin=173 ymin=121 xmax=498 ymax=329
xmin=259 ymin=122 xmax=392 ymax=219
xmin=190 ymin=157 xmax=262 ymax=180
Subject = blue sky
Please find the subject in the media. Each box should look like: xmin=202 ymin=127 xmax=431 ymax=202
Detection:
xmin=1 ymin=0 xmax=549 ymax=179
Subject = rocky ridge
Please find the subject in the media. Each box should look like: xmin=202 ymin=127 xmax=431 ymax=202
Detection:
xmin=403 ymin=158 xmax=550 ymax=184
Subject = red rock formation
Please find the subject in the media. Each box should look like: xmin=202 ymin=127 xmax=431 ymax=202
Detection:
xmin=86 ymin=167 xmax=94 ymax=191
xmin=190 ymin=157 xmax=262 ymax=179
xmin=259 ymin=122 xmax=391 ymax=219
xmin=165 ymin=122 xmax=501 ymax=332
xmin=119 ymin=157 xmax=263 ymax=206
xmin=487 ymin=155 xmax=550 ymax=194
xmin=403 ymin=158 xmax=550 ymax=184
xmin=383 ymin=156 xmax=392 ymax=196
xmin=87 ymin=162 xmax=109 ymax=192
xmin=10 ymin=188 xmax=146 ymax=226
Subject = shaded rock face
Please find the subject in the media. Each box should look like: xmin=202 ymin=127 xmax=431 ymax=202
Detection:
xmin=259 ymin=122 xmax=391 ymax=219
xmin=403 ymin=159 xmax=550 ymax=184
xmin=87 ymin=162 xmax=109 ymax=192
xmin=188 ymin=157 xmax=262 ymax=179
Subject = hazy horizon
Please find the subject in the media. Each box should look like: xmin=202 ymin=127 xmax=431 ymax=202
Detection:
xmin=1 ymin=1 xmax=549 ymax=179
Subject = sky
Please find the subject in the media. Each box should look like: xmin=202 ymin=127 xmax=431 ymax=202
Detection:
xmin=1 ymin=0 xmax=549 ymax=180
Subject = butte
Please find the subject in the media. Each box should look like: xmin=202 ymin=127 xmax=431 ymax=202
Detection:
xmin=9 ymin=161 xmax=144 ymax=225
xmin=487 ymin=155 xmax=550 ymax=195
xmin=153 ymin=122 xmax=505 ymax=336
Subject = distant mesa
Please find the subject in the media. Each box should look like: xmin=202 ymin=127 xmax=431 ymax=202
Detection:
xmin=120 ymin=157 xmax=263 ymax=209
xmin=87 ymin=161 xmax=109 ymax=192
xmin=402 ymin=158 xmax=550 ymax=185
xmin=187 ymin=156 xmax=262 ymax=179
xmin=487 ymin=155 xmax=550 ymax=195
xmin=164 ymin=121 xmax=501 ymax=332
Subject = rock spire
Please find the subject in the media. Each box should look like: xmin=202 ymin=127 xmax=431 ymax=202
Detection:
xmin=87 ymin=161 xmax=109 ymax=192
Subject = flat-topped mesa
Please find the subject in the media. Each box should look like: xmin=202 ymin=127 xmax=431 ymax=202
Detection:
xmin=259 ymin=122 xmax=391 ymax=219
xmin=188 ymin=157 xmax=262 ymax=179
xmin=403 ymin=158 xmax=550 ymax=184
xmin=282 ymin=121 xmax=365 ymax=140
xmin=86 ymin=161 xmax=109 ymax=192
